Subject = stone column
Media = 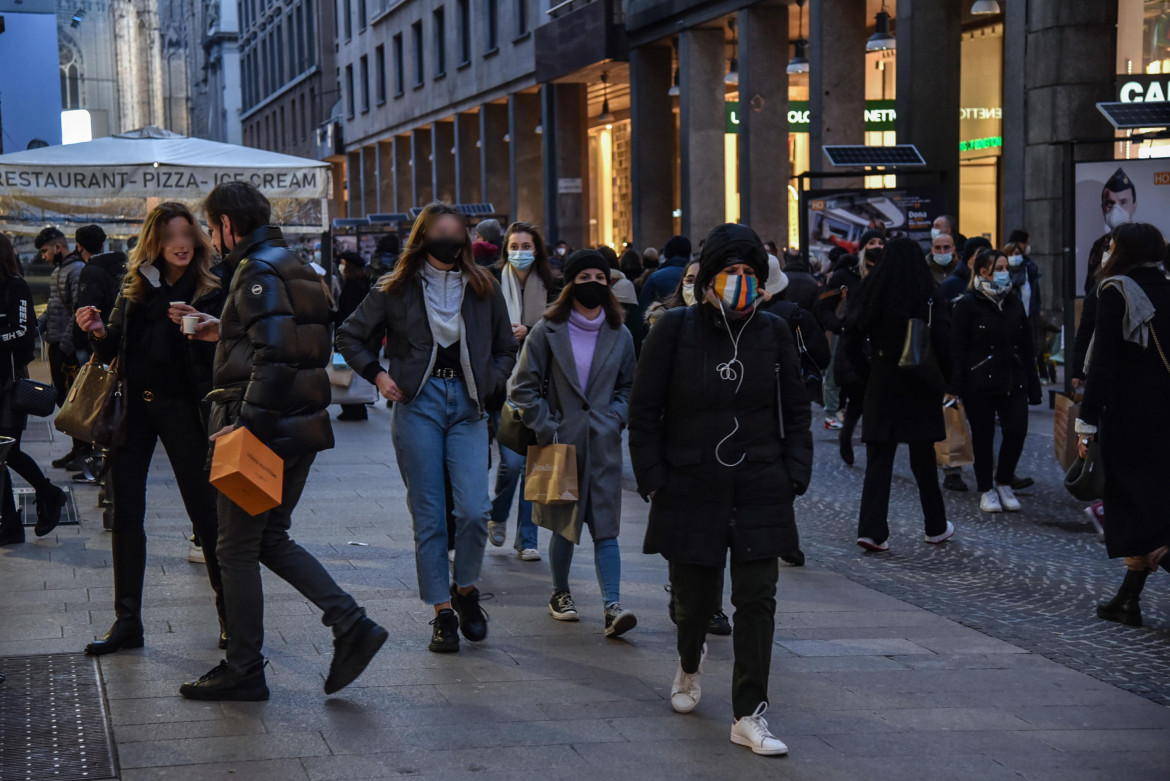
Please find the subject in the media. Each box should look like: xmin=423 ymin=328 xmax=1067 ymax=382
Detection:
xmin=455 ymin=112 xmax=482 ymax=204
xmin=737 ymin=4 xmax=788 ymax=247
xmin=546 ymin=83 xmax=589 ymax=249
xmin=629 ymin=43 xmax=675 ymax=250
xmin=678 ymin=27 xmax=725 ymax=242
xmin=346 ymin=150 xmax=362 ymax=217
xmin=362 ymin=144 xmax=379 ymax=215
xmin=377 ymin=141 xmax=394 ymax=214
xmin=432 ymin=120 xmax=456 ymax=204
xmin=393 ymin=135 xmax=412 ymax=212
xmin=510 ymin=91 xmax=544 ymax=224
xmin=895 ymin=0 xmax=962 ymax=213
xmin=809 ymin=0 xmax=866 ymax=188
xmin=412 ymin=126 xmax=434 ymax=206
xmin=480 ymin=102 xmax=511 ymax=217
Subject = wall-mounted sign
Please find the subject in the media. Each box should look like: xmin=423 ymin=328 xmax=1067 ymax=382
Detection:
xmin=557 ymin=177 xmax=582 ymax=194
xmin=726 ymin=100 xmax=990 ymax=136
xmin=1117 ymin=74 xmax=1170 ymax=103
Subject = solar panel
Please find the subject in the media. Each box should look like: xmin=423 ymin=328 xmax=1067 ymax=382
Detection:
xmin=367 ymin=213 xmax=411 ymax=223
xmin=409 ymin=207 xmax=424 ymax=219
xmin=823 ymin=145 xmax=926 ymax=167
xmin=331 ymin=218 xmax=369 ymax=229
xmin=456 ymin=203 xmax=497 ymax=216
xmin=1096 ymin=101 xmax=1170 ymax=130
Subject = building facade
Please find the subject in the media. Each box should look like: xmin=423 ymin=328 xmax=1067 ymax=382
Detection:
xmin=0 ymin=0 xmax=63 ymax=151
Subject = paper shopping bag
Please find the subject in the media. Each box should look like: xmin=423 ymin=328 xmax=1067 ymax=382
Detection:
xmin=326 ymin=352 xmax=355 ymax=388
xmin=1053 ymin=393 xmax=1082 ymax=472
xmin=524 ymin=443 xmax=579 ymax=505
xmin=934 ymin=402 xmax=975 ymax=467
xmin=210 ymin=427 xmax=284 ymax=516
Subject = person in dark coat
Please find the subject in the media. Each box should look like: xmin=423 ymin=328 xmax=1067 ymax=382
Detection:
xmin=628 ymin=222 xmax=812 ymax=756
xmin=0 ymin=233 xmax=66 ymax=547
xmin=1076 ymin=222 xmax=1170 ymax=628
xmin=778 ymin=252 xmax=820 ymax=314
xmin=74 ymin=203 xmax=227 ymax=656
xmin=947 ymin=249 xmax=1042 ymax=515
xmin=510 ymin=249 xmax=638 ymax=636
xmin=638 ymin=235 xmax=692 ymax=314
xmin=333 ymin=251 xmax=373 ymax=421
xmin=851 ymin=238 xmax=954 ymax=551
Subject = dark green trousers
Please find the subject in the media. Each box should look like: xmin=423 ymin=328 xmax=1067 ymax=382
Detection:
xmin=669 ymin=557 xmax=779 ymax=719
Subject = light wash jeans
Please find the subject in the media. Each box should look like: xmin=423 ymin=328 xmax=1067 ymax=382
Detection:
xmin=549 ymin=524 xmax=622 ymax=607
xmin=490 ymin=440 xmax=539 ymax=551
xmin=392 ymin=377 xmax=490 ymax=605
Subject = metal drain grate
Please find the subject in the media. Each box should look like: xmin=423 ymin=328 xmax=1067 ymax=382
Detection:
xmin=0 ymin=653 xmax=117 ymax=781
xmin=18 ymin=487 xmax=81 ymax=528
xmin=22 ymin=421 xmax=55 ymax=444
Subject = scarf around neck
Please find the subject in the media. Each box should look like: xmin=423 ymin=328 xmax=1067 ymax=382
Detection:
xmin=974 ymin=276 xmax=1011 ymax=310
xmin=420 ymin=261 xmax=465 ymax=348
xmin=500 ymin=265 xmax=547 ymax=327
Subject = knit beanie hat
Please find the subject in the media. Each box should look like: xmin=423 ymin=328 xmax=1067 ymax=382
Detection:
xmin=857 ymin=227 xmax=884 ymax=250
xmin=562 ymin=249 xmax=610 ymax=282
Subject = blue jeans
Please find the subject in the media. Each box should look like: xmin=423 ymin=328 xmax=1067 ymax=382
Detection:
xmin=392 ymin=377 xmax=490 ymax=605
xmin=550 ymin=526 xmax=622 ymax=607
xmin=490 ymin=439 xmax=538 ymax=551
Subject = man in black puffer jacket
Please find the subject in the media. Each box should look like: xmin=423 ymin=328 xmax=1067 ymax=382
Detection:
xmin=180 ymin=182 xmax=386 ymax=703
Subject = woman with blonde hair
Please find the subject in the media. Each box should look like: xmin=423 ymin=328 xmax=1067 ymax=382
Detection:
xmin=337 ymin=201 xmax=517 ymax=653
xmin=75 ymin=201 xmax=226 ymax=655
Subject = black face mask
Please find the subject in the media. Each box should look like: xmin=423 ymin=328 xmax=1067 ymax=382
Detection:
xmin=423 ymin=237 xmax=464 ymax=265
xmin=864 ymin=246 xmax=883 ymax=266
xmin=572 ymin=281 xmax=609 ymax=310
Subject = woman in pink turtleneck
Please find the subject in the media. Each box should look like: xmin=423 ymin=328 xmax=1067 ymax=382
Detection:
xmin=510 ymin=249 xmax=638 ymax=638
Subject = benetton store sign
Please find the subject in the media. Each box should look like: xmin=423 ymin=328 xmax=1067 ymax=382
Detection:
xmin=725 ymin=100 xmax=897 ymax=134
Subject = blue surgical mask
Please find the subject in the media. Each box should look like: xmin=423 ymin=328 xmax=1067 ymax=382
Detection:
xmin=930 ymin=228 xmax=942 ymax=239
xmin=931 ymin=252 xmax=953 ymax=267
xmin=992 ymin=270 xmax=1011 ymax=287
xmin=508 ymin=250 xmax=535 ymax=271
xmin=1007 ymin=255 xmax=1024 ymax=267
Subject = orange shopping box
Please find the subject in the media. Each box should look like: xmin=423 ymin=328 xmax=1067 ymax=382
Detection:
xmin=210 ymin=427 xmax=284 ymax=516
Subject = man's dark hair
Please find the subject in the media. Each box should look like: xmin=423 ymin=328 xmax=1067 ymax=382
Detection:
xmin=204 ymin=181 xmax=271 ymax=237
xmin=75 ymin=224 xmax=107 ymax=255
xmin=34 ymin=227 xmax=66 ymax=250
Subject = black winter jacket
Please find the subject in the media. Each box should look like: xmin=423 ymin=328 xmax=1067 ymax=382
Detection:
xmin=0 ymin=275 xmax=37 ymax=431
xmin=814 ymin=263 xmax=862 ymax=334
xmin=335 ymin=270 xmax=517 ymax=413
xmin=949 ymin=290 xmax=1042 ymax=403
xmin=628 ymin=305 xmax=813 ymax=568
xmin=761 ymin=297 xmax=831 ymax=371
xmin=209 ymin=227 xmax=334 ymax=458
xmin=780 ymin=256 xmax=821 ymax=315
xmin=77 ymin=251 xmax=128 ymax=326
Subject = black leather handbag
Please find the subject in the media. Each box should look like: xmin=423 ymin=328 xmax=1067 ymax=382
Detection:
xmin=898 ymin=298 xmax=934 ymax=369
xmin=10 ymin=376 xmax=57 ymax=417
xmin=1064 ymin=439 xmax=1105 ymax=501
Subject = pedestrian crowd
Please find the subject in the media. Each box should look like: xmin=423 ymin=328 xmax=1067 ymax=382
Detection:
xmin=1 ymin=190 xmax=1167 ymax=760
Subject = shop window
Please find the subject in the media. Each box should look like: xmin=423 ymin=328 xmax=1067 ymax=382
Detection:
xmin=360 ymin=55 xmax=370 ymax=113
xmin=393 ymin=33 xmax=405 ymax=96
xmin=345 ymin=64 xmax=355 ymax=118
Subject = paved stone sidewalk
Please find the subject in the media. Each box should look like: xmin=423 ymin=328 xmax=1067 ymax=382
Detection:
xmin=2 ymin=399 xmax=1168 ymax=780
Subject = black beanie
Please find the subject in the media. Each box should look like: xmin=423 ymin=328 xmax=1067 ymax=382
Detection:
xmin=857 ymin=227 xmax=884 ymax=250
xmin=693 ymin=223 xmax=769 ymax=295
xmin=663 ymin=235 xmax=692 ymax=260
xmin=562 ymin=249 xmax=610 ymax=282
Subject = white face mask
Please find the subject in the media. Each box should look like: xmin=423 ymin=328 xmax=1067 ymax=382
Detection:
xmin=1007 ymin=255 xmax=1024 ymax=267
xmin=930 ymin=228 xmax=942 ymax=239
xmin=931 ymin=252 xmax=953 ymax=267
xmin=1024 ymin=245 xmax=1031 ymax=255
xmin=681 ymin=284 xmax=696 ymax=306
xmin=1100 ymin=249 xmax=1112 ymax=268
xmin=1104 ymin=204 xmax=1131 ymax=230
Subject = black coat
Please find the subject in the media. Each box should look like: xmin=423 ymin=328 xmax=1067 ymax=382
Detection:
xmin=949 ymin=290 xmax=1042 ymax=403
xmin=335 ymin=269 xmax=517 ymax=413
xmin=334 ymin=275 xmax=371 ymax=327
xmin=0 ymin=275 xmax=37 ymax=431
xmin=1072 ymin=283 xmax=1099 ymax=382
xmin=761 ymin=297 xmax=831 ymax=371
xmin=781 ymin=266 xmax=821 ymax=315
xmin=1080 ymin=266 xmax=1170 ymax=558
xmin=77 ymin=251 xmax=127 ymax=326
xmin=857 ymin=296 xmax=951 ymax=444
xmin=814 ymin=263 xmax=861 ymax=334
xmin=628 ymin=305 xmax=813 ymax=568
xmin=209 ymin=227 xmax=334 ymax=458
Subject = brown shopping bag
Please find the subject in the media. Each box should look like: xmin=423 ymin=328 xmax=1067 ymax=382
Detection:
xmin=934 ymin=401 xmax=975 ymax=467
xmin=1053 ymin=393 xmax=1082 ymax=472
xmin=210 ymin=427 xmax=284 ymax=515
xmin=523 ymin=442 xmax=579 ymax=505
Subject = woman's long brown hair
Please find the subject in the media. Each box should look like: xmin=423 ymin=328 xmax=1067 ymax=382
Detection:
xmin=496 ymin=221 xmax=553 ymax=290
xmin=125 ymin=202 xmax=220 ymax=303
xmin=379 ymin=201 xmax=494 ymax=299
xmin=544 ymin=278 xmax=624 ymax=328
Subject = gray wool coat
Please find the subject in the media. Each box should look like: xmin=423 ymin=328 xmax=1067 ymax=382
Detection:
xmin=509 ymin=316 xmax=636 ymax=545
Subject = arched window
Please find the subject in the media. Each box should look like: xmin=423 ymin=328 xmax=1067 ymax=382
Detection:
xmin=59 ymin=42 xmax=82 ymax=110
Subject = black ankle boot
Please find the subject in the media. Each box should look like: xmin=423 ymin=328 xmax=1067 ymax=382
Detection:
xmin=1096 ymin=570 xmax=1149 ymax=628
xmin=85 ymin=618 xmax=145 ymax=655
xmin=85 ymin=532 xmax=147 ymax=654
xmin=839 ymin=417 xmax=857 ymax=466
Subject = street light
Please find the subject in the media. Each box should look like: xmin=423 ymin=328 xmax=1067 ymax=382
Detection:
xmin=787 ymin=0 xmax=809 ymax=75
xmin=866 ymin=2 xmax=896 ymax=52
xmin=596 ymin=72 xmax=615 ymax=123
xmin=971 ymin=0 xmax=1001 ymax=14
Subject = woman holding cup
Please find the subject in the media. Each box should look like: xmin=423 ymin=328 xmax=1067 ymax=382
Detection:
xmin=75 ymin=202 xmax=227 ymax=655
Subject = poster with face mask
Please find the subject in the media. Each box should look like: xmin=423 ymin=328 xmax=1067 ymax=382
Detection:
xmin=1074 ymin=159 xmax=1169 ymax=295
xmin=803 ymin=185 xmax=944 ymax=270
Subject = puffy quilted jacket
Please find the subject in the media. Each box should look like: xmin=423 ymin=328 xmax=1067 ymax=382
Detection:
xmin=45 ymin=252 xmax=83 ymax=353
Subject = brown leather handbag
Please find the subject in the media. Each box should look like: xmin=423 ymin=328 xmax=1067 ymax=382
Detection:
xmin=53 ymin=356 xmax=127 ymax=448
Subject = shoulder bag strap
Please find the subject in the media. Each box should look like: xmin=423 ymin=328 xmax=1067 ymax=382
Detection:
xmin=1150 ymin=322 xmax=1170 ymax=378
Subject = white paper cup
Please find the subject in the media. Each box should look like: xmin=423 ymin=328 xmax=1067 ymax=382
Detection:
xmin=182 ymin=315 xmax=200 ymax=335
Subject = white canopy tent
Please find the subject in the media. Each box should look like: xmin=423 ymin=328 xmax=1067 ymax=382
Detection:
xmin=0 ymin=127 xmax=331 ymax=235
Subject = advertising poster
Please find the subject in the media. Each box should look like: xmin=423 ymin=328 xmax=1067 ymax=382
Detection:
xmin=803 ymin=186 xmax=944 ymax=268
xmin=1074 ymin=158 xmax=1170 ymax=295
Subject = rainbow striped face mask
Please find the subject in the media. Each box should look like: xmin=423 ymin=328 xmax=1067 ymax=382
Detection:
xmin=708 ymin=271 xmax=761 ymax=313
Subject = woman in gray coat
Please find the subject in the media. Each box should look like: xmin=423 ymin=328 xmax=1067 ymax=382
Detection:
xmin=511 ymin=250 xmax=638 ymax=638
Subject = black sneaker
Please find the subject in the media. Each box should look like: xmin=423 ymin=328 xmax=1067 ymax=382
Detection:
xmin=942 ymin=473 xmax=969 ymax=492
xmin=179 ymin=660 xmax=269 ymax=701
xmin=325 ymin=617 xmax=388 ymax=694
xmin=1010 ymin=475 xmax=1034 ymax=491
xmin=604 ymin=603 xmax=637 ymax=638
xmin=51 ymin=449 xmax=80 ymax=470
xmin=707 ymin=609 xmax=732 ymax=636
xmin=549 ymin=590 xmax=579 ymax=621
xmin=428 ymin=608 xmax=460 ymax=653
xmin=449 ymin=585 xmax=489 ymax=642
xmin=34 ymin=486 xmax=66 ymax=537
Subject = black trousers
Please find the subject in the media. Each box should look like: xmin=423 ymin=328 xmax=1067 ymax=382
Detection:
xmin=111 ymin=394 xmax=222 ymax=613
xmin=0 ymin=427 xmax=53 ymax=524
xmin=963 ymin=390 xmax=1029 ymax=493
xmin=670 ymin=557 xmax=779 ymax=719
xmin=217 ymin=452 xmax=365 ymax=677
xmin=858 ymin=440 xmax=948 ymax=544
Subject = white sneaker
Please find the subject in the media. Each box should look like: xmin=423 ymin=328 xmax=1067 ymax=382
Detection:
xmin=187 ymin=542 xmax=205 ymax=564
xmin=517 ymin=548 xmax=542 ymax=561
xmin=996 ymin=484 xmax=1021 ymax=512
xmin=856 ymin=537 xmax=889 ymax=552
xmin=979 ymin=489 xmax=1003 ymax=514
xmin=730 ymin=702 xmax=789 ymax=756
xmin=448 ymin=549 xmax=456 ymax=563
xmin=671 ymin=643 xmax=706 ymax=713
xmin=925 ymin=521 xmax=956 ymax=544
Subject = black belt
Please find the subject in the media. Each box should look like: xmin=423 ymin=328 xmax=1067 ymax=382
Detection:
xmin=431 ymin=367 xmax=463 ymax=379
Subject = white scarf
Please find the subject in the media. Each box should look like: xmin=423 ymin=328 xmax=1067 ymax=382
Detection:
xmin=500 ymin=265 xmax=547 ymax=327
xmin=420 ymin=262 xmax=465 ymax=348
